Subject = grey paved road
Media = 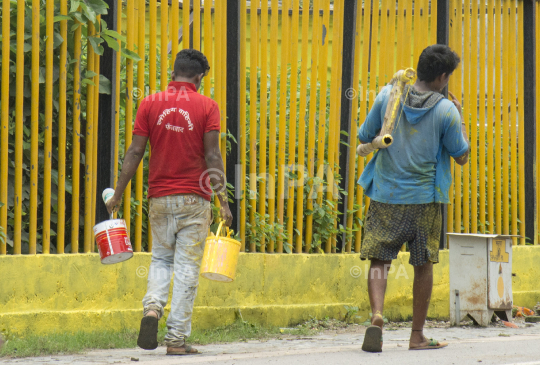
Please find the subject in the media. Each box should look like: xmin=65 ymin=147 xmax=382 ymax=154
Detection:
xmin=2 ymin=324 xmax=540 ymax=365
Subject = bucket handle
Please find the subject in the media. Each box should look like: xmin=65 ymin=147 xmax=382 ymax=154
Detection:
xmin=215 ymin=221 xmax=232 ymax=239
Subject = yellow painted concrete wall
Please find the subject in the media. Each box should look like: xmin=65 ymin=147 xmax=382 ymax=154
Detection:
xmin=1 ymin=247 xmax=539 ymax=335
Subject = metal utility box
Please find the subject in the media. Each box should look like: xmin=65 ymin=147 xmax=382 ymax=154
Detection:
xmin=448 ymin=233 xmax=516 ymax=326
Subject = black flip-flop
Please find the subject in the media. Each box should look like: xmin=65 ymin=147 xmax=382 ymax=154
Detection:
xmin=137 ymin=316 xmax=158 ymax=350
xmin=362 ymin=325 xmax=383 ymax=353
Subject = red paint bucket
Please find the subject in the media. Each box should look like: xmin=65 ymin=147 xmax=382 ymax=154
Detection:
xmin=93 ymin=219 xmax=133 ymax=264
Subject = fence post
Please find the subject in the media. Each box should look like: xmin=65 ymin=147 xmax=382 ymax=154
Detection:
xmin=437 ymin=0 xmax=449 ymax=249
xmin=226 ymin=0 xmax=240 ymax=232
xmin=95 ymin=0 xmax=118 ymax=224
xmin=338 ymin=0 xmax=358 ymax=251
xmin=523 ymin=0 xmax=536 ymax=244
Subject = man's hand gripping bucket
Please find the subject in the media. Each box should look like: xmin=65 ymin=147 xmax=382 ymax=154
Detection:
xmin=200 ymin=221 xmax=241 ymax=282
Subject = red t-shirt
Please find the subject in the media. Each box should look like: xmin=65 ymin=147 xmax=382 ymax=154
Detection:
xmin=133 ymin=81 xmax=221 ymax=200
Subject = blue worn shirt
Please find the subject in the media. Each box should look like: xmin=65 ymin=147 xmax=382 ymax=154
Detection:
xmin=357 ymin=85 xmax=469 ymax=204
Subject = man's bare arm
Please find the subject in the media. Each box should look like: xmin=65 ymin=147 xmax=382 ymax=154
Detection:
xmin=448 ymin=91 xmax=470 ymax=166
xmin=204 ymin=131 xmax=233 ymax=226
xmin=106 ymin=134 xmax=148 ymax=214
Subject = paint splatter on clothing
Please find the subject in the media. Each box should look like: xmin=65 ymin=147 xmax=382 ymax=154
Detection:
xmin=360 ymin=200 xmax=441 ymax=266
xmin=142 ymin=194 xmax=212 ymax=347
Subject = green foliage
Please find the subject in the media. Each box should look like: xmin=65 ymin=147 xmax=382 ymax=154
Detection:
xmin=343 ymin=305 xmax=362 ymax=324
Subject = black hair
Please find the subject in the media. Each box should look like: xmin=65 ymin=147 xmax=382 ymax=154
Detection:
xmin=173 ymin=49 xmax=210 ymax=78
xmin=416 ymin=45 xmax=460 ymax=82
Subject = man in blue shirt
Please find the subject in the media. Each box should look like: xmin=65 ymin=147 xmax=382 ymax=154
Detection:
xmin=358 ymin=45 xmax=469 ymax=352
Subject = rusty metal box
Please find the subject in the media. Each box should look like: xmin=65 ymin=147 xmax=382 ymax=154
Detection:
xmin=448 ymin=233 xmax=515 ymax=326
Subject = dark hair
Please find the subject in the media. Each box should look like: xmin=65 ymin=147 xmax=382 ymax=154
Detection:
xmin=173 ymin=49 xmax=210 ymax=78
xmin=416 ymin=45 xmax=460 ymax=82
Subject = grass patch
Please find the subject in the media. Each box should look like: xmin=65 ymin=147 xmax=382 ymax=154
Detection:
xmin=0 ymin=319 xmax=315 ymax=358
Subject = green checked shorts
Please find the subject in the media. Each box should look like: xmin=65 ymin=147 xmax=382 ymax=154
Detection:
xmin=360 ymin=200 xmax=441 ymax=266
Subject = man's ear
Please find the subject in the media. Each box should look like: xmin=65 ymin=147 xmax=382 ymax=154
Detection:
xmin=171 ymin=71 xmax=176 ymax=81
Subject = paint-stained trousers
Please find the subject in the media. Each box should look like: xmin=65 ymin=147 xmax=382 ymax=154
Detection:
xmin=142 ymin=194 xmax=212 ymax=347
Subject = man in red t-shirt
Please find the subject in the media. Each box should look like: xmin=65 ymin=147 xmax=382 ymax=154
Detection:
xmin=106 ymin=49 xmax=232 ymax=356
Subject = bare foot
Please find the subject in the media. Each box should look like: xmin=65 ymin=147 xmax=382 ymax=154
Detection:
xmin=372 ymin=313 xmax=384 ymax=329
xmin=409 ymin=330 xmax=428 ymax=348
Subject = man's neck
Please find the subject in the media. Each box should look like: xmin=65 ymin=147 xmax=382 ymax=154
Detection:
xmin=413 ymin=80 xmax=440 ymax=93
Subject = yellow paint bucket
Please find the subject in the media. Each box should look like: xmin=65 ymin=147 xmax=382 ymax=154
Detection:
xmin=200 ymin=221 xmax=241 ymax=282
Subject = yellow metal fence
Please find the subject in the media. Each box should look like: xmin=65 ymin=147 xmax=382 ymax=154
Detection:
xmin=0 ymin=0 xmax=537 ymax=255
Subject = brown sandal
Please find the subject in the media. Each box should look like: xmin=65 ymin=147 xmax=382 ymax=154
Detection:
xmin=166 ymin=344 xmax=200 ymax=355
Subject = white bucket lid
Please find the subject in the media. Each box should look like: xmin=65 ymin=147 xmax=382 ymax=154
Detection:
xmin=93 ymin=219 xmax=127 ymax=235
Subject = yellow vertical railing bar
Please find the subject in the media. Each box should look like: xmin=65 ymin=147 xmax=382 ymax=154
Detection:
xmin=71 ymin=20 xmax=82 ymax=253
xmin=92 ymin=29 xmax=101 ymax=234
xmin=172 ymin=0 xmax=180 ymax=64
xmin=248 ymin=0 xmax=258 ymax=250
xmin=0 ymin=0 xmax=10 ymax=254
xmin=93 ymin=33 xmax=101 ymax=242
xmin=509 ymin=0 xmax=518 ymax=243
xmin=470 ymin=0 xmax=478 ymax=233
xmin=161 ymin=0 xmax=169 ymax=90
xmin=295 ymin=0 xmax=309 ymax=253
xmin=315 ymin=0 xmax=331 ymax=208
xmin=259 ymin=0 xmax=269 ymax=252
xmin=43 ymin=0 xmax=54 ymax=253
xmin=325 ymin=0 xmax=341 ymax=253
xmin=304 ymin=0 xmax=321 ymax=251
xmin=502 ymin=0 xmax=510 ymax=235
xmin=220 ymin=1 xmax=227 ymax=167
xmin=123 ymin=1 xmax=135 ymax=232
xmin=193 ymin=0 xmax=200 ymax=50
xmin=203 ymin=0 xmax=212 ymax=97
xmin=57 ymin=0 xmax=68 ymax=253
xmin=325 ymin=0 xmax=338 ymax=252
xmin=412 ymin=0 xmax=420 ymax=69
xmin=379 ymin=0 xmax=388 ymax=84
xmin=454 ymin=0 xmax=463 ymax=233
xmin=267 ymin=0 xmax=279 ymax=252
xmin=29 ymin=0 xmax=40 ymax=254
xmin=404 ymin=0 xmax=413 ymax=66
xmin=346 ymin=0 xmax=363 ymax=252
xmin=135 ymin=0 xmax=146 ymax=253
xmin=396 ymin=0 xmax=405 ymax=70
xmin=214 ymin=0 xmax=221 ymax=147
xmin=214 ymin=1 xmax=222 ymax=152
xmin=516 ymin=1 xmax=524 ymax=244
xmin=148 ymin=0 xmax=157 ymax=252
xmin=277 ymin=0 xmax=291 ymax=253
xmin=422 ymin=0 xmax=429 ymax=50
xmin=479 ymin=0 xmax=486 ymax=233
xmin=387 ymin=0 xmax=397 ymax=79
xmin=430 ymin=0 xmax=437 ymax=45
xmin=91 ymin=33 xmax=101 ymax=242
xmin=355 ymin=0 xmax=373 ymax=251
xmin=487 ymin=0 xmax=495 ymax=232
xmin=150 ymin=0 xmax=157 ymax=94
xmin=447 ymin=0 xmax=456 ymax=234
xmin=146 ymin=0 xmax=154 ymax=251
xmin=494 ymin=0 xmax=502 ymax=234
xmin=371 ymin=0 xmax=381 ymax=91
xmin=114 ymin=0 xmax=122 ymax=194
xmin=286 ymin=0 xmax=300 ymax=251
xmin=84 ymin=22 xmax=96 ymax=252
xmin=462 ymin=0 xmax=470 ymax=233
xmin=183 ymin=0 xmax=190 ymax=49
xmin=13 ymin=0 xmax=25 ymax=254
xmin=239 ymin=0 xmax=246 ymax=250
